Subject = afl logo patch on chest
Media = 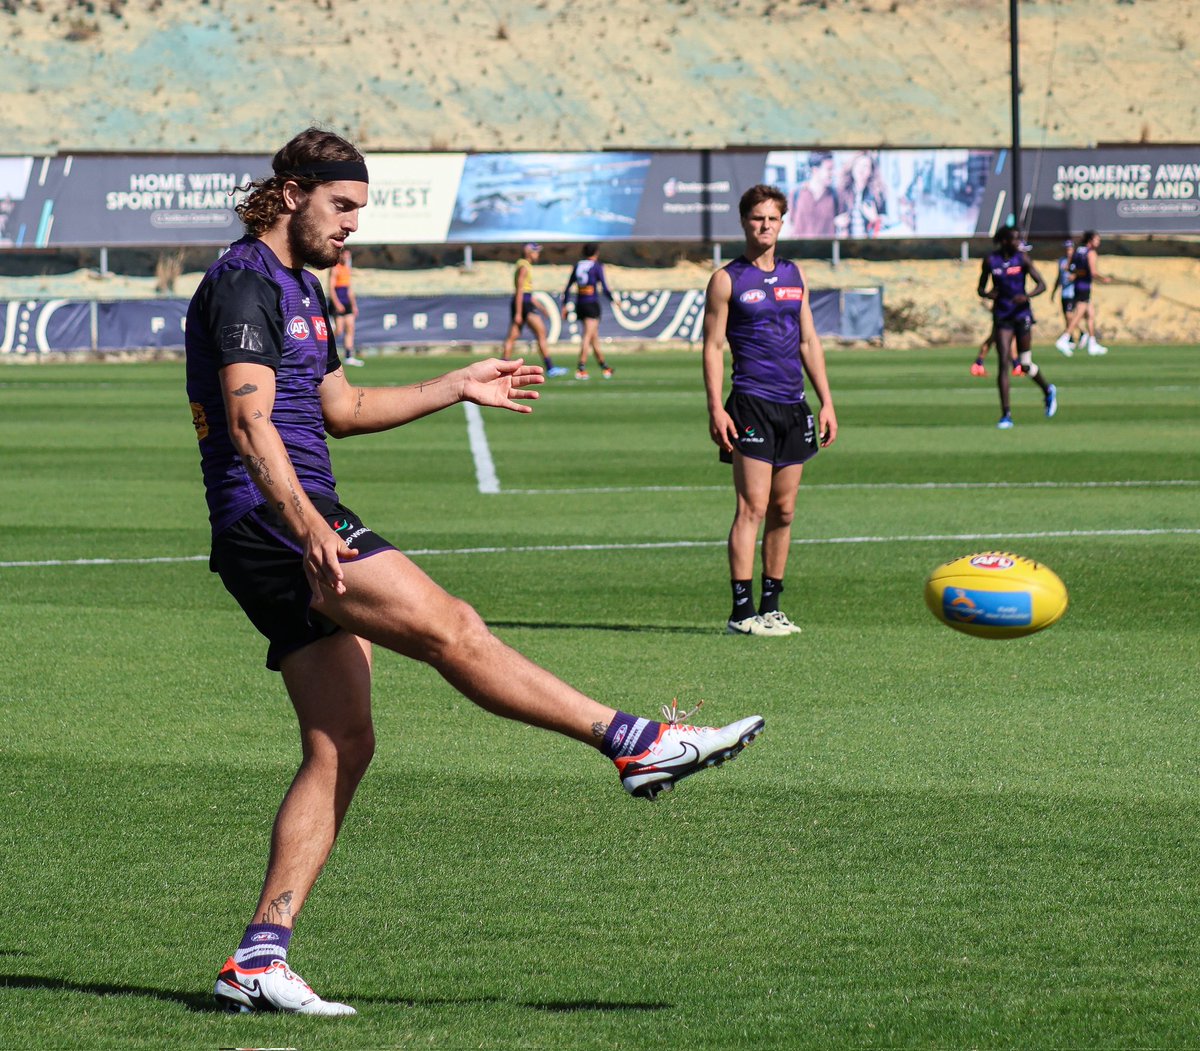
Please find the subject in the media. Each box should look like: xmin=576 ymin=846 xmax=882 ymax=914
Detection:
xmin=287 ymin=316 xmax=311 ymax=340
xmin=739 ymin=289 xmax=767 ymax=304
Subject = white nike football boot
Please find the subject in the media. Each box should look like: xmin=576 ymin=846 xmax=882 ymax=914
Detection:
xmin=726 ymin=614 xmax=790 ymax=636
xmin=214 ymin=957 xmax=357 ymax=1016
xmin=759 ymin=610 xmax=803 ymax=635
xmin=616 ymin=702 xmax=765 ymax=800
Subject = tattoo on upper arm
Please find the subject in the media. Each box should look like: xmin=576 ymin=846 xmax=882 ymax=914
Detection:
xmin=251 ymin=409 xmax=264 ymax=419
xmin=261 ymin=890 xmax=294 ymax=925
xmin=231 ymin=383 xmax=258 ymax=397
xmin=592 ymin=721 xmax=609 ymax=740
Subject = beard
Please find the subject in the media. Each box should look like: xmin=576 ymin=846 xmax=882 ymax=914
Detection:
xmin=288 ymin=199 xmax=340 ymax=269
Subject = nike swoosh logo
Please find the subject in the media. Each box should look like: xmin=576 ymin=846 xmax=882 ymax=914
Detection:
xmin=634 ymin=741 xmax=700 ymax=772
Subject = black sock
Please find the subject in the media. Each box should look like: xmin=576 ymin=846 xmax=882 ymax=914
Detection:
xmin=759 ymin=576 xmax=783 ymax=614
xmin=730 ymin=579 xmax=755 ymax=622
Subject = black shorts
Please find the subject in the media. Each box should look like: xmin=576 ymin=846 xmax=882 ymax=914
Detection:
xmin=719 ymin=391 xmax=819 ymax=467
xmin=510 ymin=293 xmax=540 ymax=322
xmin=994 ymin=312 xmax=1034 ymax=335
xmin=1061 ymin=297 xmax=1075 ymax=319
xmin=210 ymin=496 xmax=396 ymax=671
xmin=575 ymin=300 xmax=601 ymax=320
xmin=1073 ymin=286 xmax=1092 ymax=304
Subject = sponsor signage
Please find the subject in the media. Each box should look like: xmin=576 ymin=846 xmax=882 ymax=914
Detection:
xmin=3 ymin=146 xmax=1193 ymax=248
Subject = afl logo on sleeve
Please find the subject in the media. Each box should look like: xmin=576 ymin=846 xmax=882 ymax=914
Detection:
xmin=287 ymin=316 xmax=311 ymax=340
xmin=739 ymin=289 xmax=767 ymax=304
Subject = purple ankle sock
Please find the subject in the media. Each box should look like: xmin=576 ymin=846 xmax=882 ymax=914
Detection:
xmin=233 ymin=923 xmax=292 ymax=968
xmin=601 ymin=712 xmax=663 ymax=760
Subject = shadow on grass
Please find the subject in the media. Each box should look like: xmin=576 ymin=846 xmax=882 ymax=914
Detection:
xmin=0 ymin=974 xmax=671 ymax=1015
xmin=488 ymin=620 xmax=712 ymax=636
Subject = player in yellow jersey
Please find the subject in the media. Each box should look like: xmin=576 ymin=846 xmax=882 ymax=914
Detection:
xmin=501 ymin=243 xmax=567 ymax=376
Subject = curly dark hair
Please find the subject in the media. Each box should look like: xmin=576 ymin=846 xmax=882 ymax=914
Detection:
xmin=236 ymin=128 xmax=364 ymax=237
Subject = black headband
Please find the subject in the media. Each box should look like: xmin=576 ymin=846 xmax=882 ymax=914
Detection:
xmin=283 ymin=160 xmax=370 ymax=184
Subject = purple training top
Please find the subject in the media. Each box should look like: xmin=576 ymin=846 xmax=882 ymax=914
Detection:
xmin=185 ymin=236 xmax=342 ymax=535
xmin=563 ymin=258 xmax=613 ymax=305
xmin=724 ymin=256 xmax=807 ymax=403
xmin=984 ymin=248 xmax=1035 ymax=325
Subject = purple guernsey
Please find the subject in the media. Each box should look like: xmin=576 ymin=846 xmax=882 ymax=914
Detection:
xmin=724 ymin=256 xmax=807 ymax=402
xmin=984 ymin=249 xmax=1035 ymax=325
xmin=186 ymin=236 xmax=341 ymax=535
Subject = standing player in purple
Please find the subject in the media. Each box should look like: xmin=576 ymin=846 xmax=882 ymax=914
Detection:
xmin=562 ymin=243 xmax=615 ymax=379
xmin=702 ymin=184 xmax=838 ymax=637
xmin=977 ymin=225 xmax=1057 ymax=429
xmin=186 ymin=128 xmax=765 ymax=1017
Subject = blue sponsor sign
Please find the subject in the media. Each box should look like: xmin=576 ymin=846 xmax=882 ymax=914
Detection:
xmin=942 ymin=587 xmax=1033 ymax=627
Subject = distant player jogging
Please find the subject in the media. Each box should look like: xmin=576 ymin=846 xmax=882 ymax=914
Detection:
xmin=502 ymin=242 xmax=567 ymax=376
xmin=185 ymin=128 xmax=764 ymax=1018
xmin=562 ymin=242 xmax=615 ymax=379
xmin=702 ymin=184 xmax=838 ymax=637
xmin=978 ymin=225 xmax=1057 ymax=429
xmin=327 ymin=247 xmax=362 ymax=366
xmin=1055 ymin=230 xmax=1110 ymax=356
xmin=1050 ymin=239 xmax=1077 ymax=354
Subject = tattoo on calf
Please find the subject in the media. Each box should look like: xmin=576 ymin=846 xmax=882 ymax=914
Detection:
xmin=592 ymin=721 xmax=609 ymax=740
xmin=261 ymin=890 xmax=294 ymax=925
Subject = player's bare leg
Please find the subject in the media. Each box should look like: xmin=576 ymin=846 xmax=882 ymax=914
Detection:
xmin=253 ymin=630 xmax=376 ymax=926
xmin=757 ymin=463 xmax=804 ymax=634
xmin=313 ymin=550 xmax=618 ymax=743
xmin=725 ymin=454 xmax=788 ymax=635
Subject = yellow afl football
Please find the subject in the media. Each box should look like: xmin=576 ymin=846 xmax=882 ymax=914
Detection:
xmin=924 ymin=551 xmax=1068 ymax=638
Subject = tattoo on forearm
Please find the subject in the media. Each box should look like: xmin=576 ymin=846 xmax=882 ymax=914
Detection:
xmin=231 ymin=383 xmax=258 ymax=397
xmin=251 ymin=409 xmax=264 ymax=420
xmin=261 ymin=890 xmax=294 ymax=925
xmin=354 ymin=388 xmax=365 ymax=419
xmin=592 ymin=721 xmax=609 ymax=740
xmin=243 ymin=454 xmax=273 ymax=485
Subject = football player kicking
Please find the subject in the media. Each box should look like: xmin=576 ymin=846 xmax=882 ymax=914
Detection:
xmin=187 ymin=128 xmax=765 ymax=1016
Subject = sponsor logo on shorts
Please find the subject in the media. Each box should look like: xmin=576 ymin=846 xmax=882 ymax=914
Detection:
xmin=969 ymin=554 xmax=1016 ymax=570
xmin=343 ymin=527 xmax=373 ymax=545
xmin=287 ymin=316 xmax=311 ymax=340
xmin=311 ymin=316 xmax=328 ymax=341
xmin=333 ymin=518 xmax=352 ymax=532
xmin=773 ymin=286 xmax=805 ymax=301
xmin=740 ymin=426 xmax=765 ymax=444
xmin=739 ymin=289 xmax=767 ymax=304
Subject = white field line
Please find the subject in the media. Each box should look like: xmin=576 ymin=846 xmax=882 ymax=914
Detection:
xmin=500 ymin=479 xmax=1200 ymax=496
xmin=463 ymin=402 xmax=500 ymax=494
xmin=2 ymin=528 xmax=1196 ymax=570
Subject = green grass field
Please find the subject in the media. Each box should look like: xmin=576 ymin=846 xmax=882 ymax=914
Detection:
xmin=1 ymin=345 xmax=1198 ymax=1049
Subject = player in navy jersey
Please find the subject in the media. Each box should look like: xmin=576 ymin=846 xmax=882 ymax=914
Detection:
xmin=702 ymin=184 xmax=838 ymax=637
xmin=1055 ymin=230 xmax=1110 ymax=356
xmin=562 ymin=243 xmax=615 ymax=379
xmin=189 ymin=129 xmax=764 ymax=1017
xmin=977 ymin=225 xmax=1057 ymax=429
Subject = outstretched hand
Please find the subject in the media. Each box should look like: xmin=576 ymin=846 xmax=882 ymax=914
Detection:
xmin=460 ymin=357 xmax=545 ymax=413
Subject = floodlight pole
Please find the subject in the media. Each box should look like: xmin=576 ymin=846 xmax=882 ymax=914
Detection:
xmin=1009 ymin=0 xmax=1022 ymax=230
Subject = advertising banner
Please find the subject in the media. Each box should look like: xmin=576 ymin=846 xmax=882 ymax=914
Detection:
xmin=354 ymin=153 xmax=466 ymax=245
xmin=765 ymin=148 xmax=994 ymax=240
xmin=1 ymin=288 xmax=881 ymax=353
xmin=2 ymin=153 xmax=270 ymax=247
xmin=2 ymin=146 xmax=1196 ymax=249
xmin=448 ymin=152 xmax=653 ymax=242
